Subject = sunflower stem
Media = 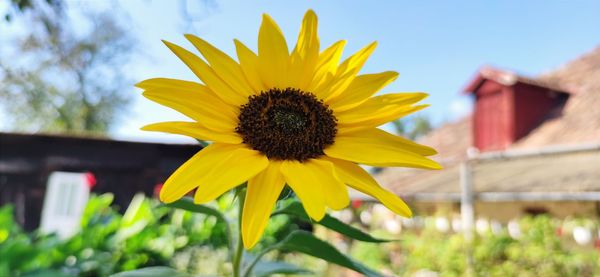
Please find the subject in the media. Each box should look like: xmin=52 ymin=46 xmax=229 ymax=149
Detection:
xmin=232 ymin=188 xmax=246 ymax=277
xmin=242 ymin=242 xmax=282 ymax=277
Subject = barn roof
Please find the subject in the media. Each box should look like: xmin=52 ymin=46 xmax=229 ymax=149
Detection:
xmin=512 ymin=46 xmax=600 ymax=149
xmin=463 ymin=66 xmax=572 ymax=95
xmin=376 ymin=46 xmax=600 ymax=199
xmin=370 ymin=144 xmax=600 ymax=202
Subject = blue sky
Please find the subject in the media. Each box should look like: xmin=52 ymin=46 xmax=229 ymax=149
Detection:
xmin=3 ymin=1 xmax=600 ymax=142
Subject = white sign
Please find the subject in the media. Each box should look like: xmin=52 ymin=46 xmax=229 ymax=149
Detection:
xmin=40 ymin=172 xmax=91 ymax=239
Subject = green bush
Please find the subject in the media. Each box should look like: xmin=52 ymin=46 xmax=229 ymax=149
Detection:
xmin=350 ymin=215 xmax=600 ymax=277
xmin=3 ymin=196 xmax=599 ymax=277
xmin=0 ymin=193 xmax=232 ymax=276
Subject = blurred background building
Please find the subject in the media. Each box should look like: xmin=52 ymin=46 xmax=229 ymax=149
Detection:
xmin=0 ymin=133 xmax=199 ymax=230
xmin=376 ymin=46 xmax=600 ymax=221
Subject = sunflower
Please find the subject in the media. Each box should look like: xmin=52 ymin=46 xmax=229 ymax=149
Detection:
xmin=137 ymin=10 xmax=441 ymax=249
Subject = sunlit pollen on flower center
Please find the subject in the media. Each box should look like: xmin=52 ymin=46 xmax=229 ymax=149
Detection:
xmin=235 ymin=88 xmax=337 ymax=161
xmin=271 ymin=108 xmax=307 ymax=134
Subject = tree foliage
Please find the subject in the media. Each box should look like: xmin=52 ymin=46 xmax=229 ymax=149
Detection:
xmin=1 ymin=0 xmax=133 ymax=134
xmin=391 ymin=115 xmax=433 ymax=140
xmin=3 ymin=0 xmax=63 ymax=22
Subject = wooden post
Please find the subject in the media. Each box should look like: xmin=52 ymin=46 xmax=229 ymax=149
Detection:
xmin=460 ymin=161 xmax=475 ymax=276
xmin=460 ymin=162 xmax=474 ymax=241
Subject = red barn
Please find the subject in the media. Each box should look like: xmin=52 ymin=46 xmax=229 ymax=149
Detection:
xmin=464 ymin=67 xmax=571 ymax=152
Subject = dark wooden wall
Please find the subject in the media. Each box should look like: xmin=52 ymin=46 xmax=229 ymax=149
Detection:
xmin=0 ymin=133 xmax=201 ymax=230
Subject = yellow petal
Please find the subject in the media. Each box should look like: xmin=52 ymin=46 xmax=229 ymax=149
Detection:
xmin=242 ymin=162 xmax=286 ymax=249
xmin=162 ymin=40 xmax=246 ymax=106
xmin=314 ymin=70 xmax=354 ymax=101
xmin=318 ymin=159 xmax=350 ymax=210
xmin=314 ymin=42 xmax=377 ymax=100
xmin=327 ymin=71 xmax=399 ymax=112
xmin=339 ymin=106 xmax=428 ymax=134
xmin=135 ymin=78 xmax=203 ymax=91
xmin=142 ymin=87 xmax=238 ymax=133
xmin=279 ymin=160 xmax=325 ymax=221
xmin=337 ymin=41 xmax=377 ymax=75
xmin=288 ymin=9 xmax=320 ymax=90
xmin=336 ymin=93 xmax=429 ymax=132
xmin=338 ymin=128 xmax=436 ymax=156
xmin=324 ymin=157 xmax=412 ymax=217
xmin=234 ymin=39 xmax=267 ymax=93
xmin=258 ymin=14 xmax=290 ymax=89
xmin=308 ymin=40 xmax=346 ymax=91
xmin=193 ymin=146 xmax=269 ymax=204
xmin=324 ymin=131 xmax=442 ymax=169
xmin=293 ymin=10 xmax=319 ymax=59
xmin=280 ymin=159 xmax=348 ymax=220
xmin=185 ymin=34 xmax=253 ymax=99
xmin=160 ymin=143 xmax=239 ymax=203
xmin=141 ymin=121 xmax=242 ymax=144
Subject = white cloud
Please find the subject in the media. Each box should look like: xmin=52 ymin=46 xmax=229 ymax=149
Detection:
xmin=448 ymin=96 xmax=472 ymax=120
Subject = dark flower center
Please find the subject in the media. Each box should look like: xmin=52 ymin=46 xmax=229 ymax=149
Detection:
xmin=236 ymin=88 xmax=337 ymax=161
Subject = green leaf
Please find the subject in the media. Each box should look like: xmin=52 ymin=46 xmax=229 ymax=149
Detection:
xmin=122 ymin=193 xmax=154 ymax=227
xmin=273 ymin=201 xmax=390 ymax=243
xmin=165 ymin=197 xmax=227 ymax=223
xmin=252 ymin=260 xmax=312 ymax=277
xmin=278 ymin=230 xmax=384 ymax=277
xmin=109 ymin=267 xmax=192 ymax=277
xmin=21 ymin=269 xmax=72 ymax=277
xmin=115 ymin=193 xmax=154 ymax=241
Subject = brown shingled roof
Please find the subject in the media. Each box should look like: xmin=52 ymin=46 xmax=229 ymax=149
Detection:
xmin=376 ymin=148 xmax=600 ymax=202
xmin=463 ymin=66 xmax=573 ymax=95
xmin=512 ymin=46 xmax=600 ymax=148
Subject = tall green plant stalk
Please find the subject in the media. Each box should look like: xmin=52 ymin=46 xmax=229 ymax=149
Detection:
xmin=232 ymin=189 xmax=246 ymax=277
